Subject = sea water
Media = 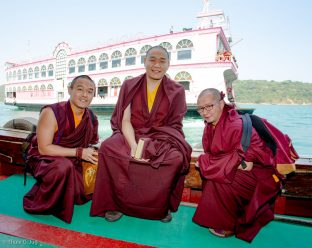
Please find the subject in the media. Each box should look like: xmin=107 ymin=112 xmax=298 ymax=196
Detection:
xmin=0 ymin=103 xmax=311 ymax=156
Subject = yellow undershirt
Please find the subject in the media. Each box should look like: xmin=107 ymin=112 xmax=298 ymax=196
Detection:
xmin=54 ymin=104 xmax=84 ymax=132
xmin=70 ymin=103 xmax=85 ymax=128
xmin=147 ymin=83 xmax=161 ymax=112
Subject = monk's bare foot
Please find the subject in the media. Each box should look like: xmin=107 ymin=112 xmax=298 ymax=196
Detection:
xmin=105 ymin=211 xmax=123 ymax=222
xmin=209 ymin=228 xmax=234 ymax=238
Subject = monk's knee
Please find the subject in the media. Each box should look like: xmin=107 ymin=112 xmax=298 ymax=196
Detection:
xmin=52 ymin=158 xmax=73 ymax=177
xmin=165 ymin=150 xmax=183 ymax=166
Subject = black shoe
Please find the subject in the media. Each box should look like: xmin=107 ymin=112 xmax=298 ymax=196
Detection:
xmin=160 ymin=210 xmax=172 ymax=223
xmin=105 ymin=211 xmax=123 ymax=222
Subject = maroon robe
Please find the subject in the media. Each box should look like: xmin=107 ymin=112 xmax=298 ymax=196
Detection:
xmin=90 ymin=74 xmax=192 ymax=220
xmin=23 ymin=101 xmax=99 ymax=223
xmin=192 ymin=105 xmax=282 ymax=242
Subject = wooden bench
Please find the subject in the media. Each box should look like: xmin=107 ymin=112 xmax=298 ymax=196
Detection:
xmin=0 ymin=128 xmax=32 ymax=176
xmin=1 ymin=127 xmax=311 ymax=217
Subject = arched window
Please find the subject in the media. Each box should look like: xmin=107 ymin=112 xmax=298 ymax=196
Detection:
xmin=34 ymin=85 xmax=39 ymax=91
xmin=28 ymin=85 xmax=33 ymax=91
xmin=77 ymin=58 xmax=86 ymax=73
xmin=47 ymin=84 xmax=53 ymax=90
xmin=48 ymin=64 xmax=54 ymax=77
xmin=175 ymin=71 xmax=192 ymax=90
xmin=88 ymin=55 xmax=97 ymax=71
xmin=140 ymin=45 xmax=152 ymax=64
xmin=99 ymin=53 xmax=108 ymax=70
xmin=23 ymin=69 xmax=27 ymax=80
xmin=159 ymin=42 xmax=172 ymax=60
xmin=22 ymin=86 xmax=27 ymax=91
xmin=110 ymin=77 xmax=121 ymax=97
xmin=125 ymin=48 xmax=137 ymax=66
xmin=40 ymin=84 xmax=46 ymax=90
xmin=176 ymin=39 xmax=193 ymax=60
xmin=111 ymin=51 xmax=122 ymax=68
xmin=17 ymin=70 xmax=22 ymax=80
xmin=28 ymin=68 xmax=33 ymax=79
xmin=68 ymin=60 xmax=76 ymax=74
xmin=9 ymin=71 xmax=12 ymax=81
xmin=13 ymin=71 xmax=16 ymax=80
xmin=34 ymin=67 xmax=39 ymax=78
xmin=17 ymin=86 xmax=21 ymax=92
xmin=55 ymin=49 xmax=67 ymax=79
xmin=98 ymin=79 xmax=108 ymax=98
xmin=41 ymin=65 xmax=46 ymax=78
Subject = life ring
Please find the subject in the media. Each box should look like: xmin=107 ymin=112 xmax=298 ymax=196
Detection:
xmin=3 ymin=117 xmax=38 ymax=132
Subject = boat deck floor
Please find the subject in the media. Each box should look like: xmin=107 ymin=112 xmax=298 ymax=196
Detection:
xmin=0 ymin=175 xmax=311 ymax=248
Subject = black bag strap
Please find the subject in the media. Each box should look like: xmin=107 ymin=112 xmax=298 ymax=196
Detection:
xmin=240 ymin=113 xmax=252 ymax=169
xmin=241 ymin=113 xmax=252 ymax=152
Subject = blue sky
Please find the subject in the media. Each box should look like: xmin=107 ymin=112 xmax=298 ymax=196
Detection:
xmin=1 ymin=0 xmax=311 ymax=83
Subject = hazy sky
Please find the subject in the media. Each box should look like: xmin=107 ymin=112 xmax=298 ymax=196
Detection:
xmin=1 ymin=0 xmax=311 ymax=83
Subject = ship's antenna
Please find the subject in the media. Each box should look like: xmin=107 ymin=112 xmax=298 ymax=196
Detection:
xmin=230 ymin=38 xmax=243 ymax=48
xmin=202 ymin=0 xmax=209 ymax=13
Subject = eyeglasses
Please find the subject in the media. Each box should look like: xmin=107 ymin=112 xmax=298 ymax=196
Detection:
xmin=197 ymin=103 xmax=216 ymax=114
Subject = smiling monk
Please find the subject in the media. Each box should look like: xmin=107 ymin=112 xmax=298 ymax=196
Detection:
xmin=23 ymin=75 xmax=99 ymax=223
xmin=90 ymin=46 xmax=192 ymax=223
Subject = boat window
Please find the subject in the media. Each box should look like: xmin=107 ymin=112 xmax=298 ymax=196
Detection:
xmin=68 ymin=60 xmax=76 ymax=74
xmin=34 ymin=67 xmax=39 ymax=78
xmin=175 ymin=71 xmax=192 ymax=91
xmin=125 ymin=48 xmax=137 ymax=66
xmin=28 ymin=68 xmax=33 ymax=79
xmin=41 ymin=65 xmax=46 ymax=78
xmin=112 ymin=51 xmax=122 ymax=68
xmin=18 ymin=70 xmax=22 ymax=80
xmin=48 ymin=64 xmax=54 ymax=77
xmin=159 ymin=42 xmax=172 ymax=60
xmin=99 ymin=53 xmax=109 ymax=70
xmin=88 ymin=56 xmax=97 ymax=71
xmin=23 ymin=69 xmax=27 ymax=80
xmin=55 ymin=49 xmax=67 ymax=79
xmin=77 ymin=58 xmax=86 ymax=73
xmin=140 ymin=45 xmax=152 ymax=64
xmin=176 ymin=39 xmax=193 ymax=60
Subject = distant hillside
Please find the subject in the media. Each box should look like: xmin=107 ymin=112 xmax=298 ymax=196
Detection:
xmin=1 ymin=80 xmax=311 ymax=104
xmin=234 ymin=80 xmax=312 ymax=104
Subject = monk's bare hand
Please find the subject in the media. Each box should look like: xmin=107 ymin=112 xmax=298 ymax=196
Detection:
xmin=82 ymin=147 xmax=98 ymax=164
xmin=195 ymin=161 xmax=200 ymax=168
xmin=133 ymin=157 xmax=150 ymax=163
xmin=130 ymin=144 xmax=137 ymax=157
xmin=238 ymin=161 xmax=253 ymax=171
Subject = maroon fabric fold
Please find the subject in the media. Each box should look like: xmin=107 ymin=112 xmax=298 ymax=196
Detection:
xmin=23 ymin=101 xmax=99 ymax=223
xmin=91 ymin=74 xmax=192 ymax=220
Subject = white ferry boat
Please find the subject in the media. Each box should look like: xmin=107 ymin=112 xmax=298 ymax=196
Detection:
xmin=3 ymin=0 xmax=238 ymax=112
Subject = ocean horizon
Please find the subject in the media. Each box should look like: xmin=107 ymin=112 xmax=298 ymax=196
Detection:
xmin=0 ymin=103 xmax=311 ymax=156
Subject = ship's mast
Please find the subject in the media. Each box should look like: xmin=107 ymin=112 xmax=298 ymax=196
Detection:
xmin=197 ymin=0 xmax=232 ymax=43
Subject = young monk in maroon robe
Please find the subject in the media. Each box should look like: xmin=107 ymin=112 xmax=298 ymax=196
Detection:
xmin=90 ymin=46 xmax=192 ymax=222
xmin=193 ymin=88 xmax=297 ymax=242
xmin=23 ymin=75 xmax=99 ymax=223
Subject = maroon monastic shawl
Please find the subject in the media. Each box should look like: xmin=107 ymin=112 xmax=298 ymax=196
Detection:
xmin=91 ymin=74 xmax=192 ymax=220
xmin=24 ymin=101 xmax=98 ymax=223
xmin=110 ymin=74 xmax=191 ymax=170
xmin=193 ymin=105 xmax=281 ymax=242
